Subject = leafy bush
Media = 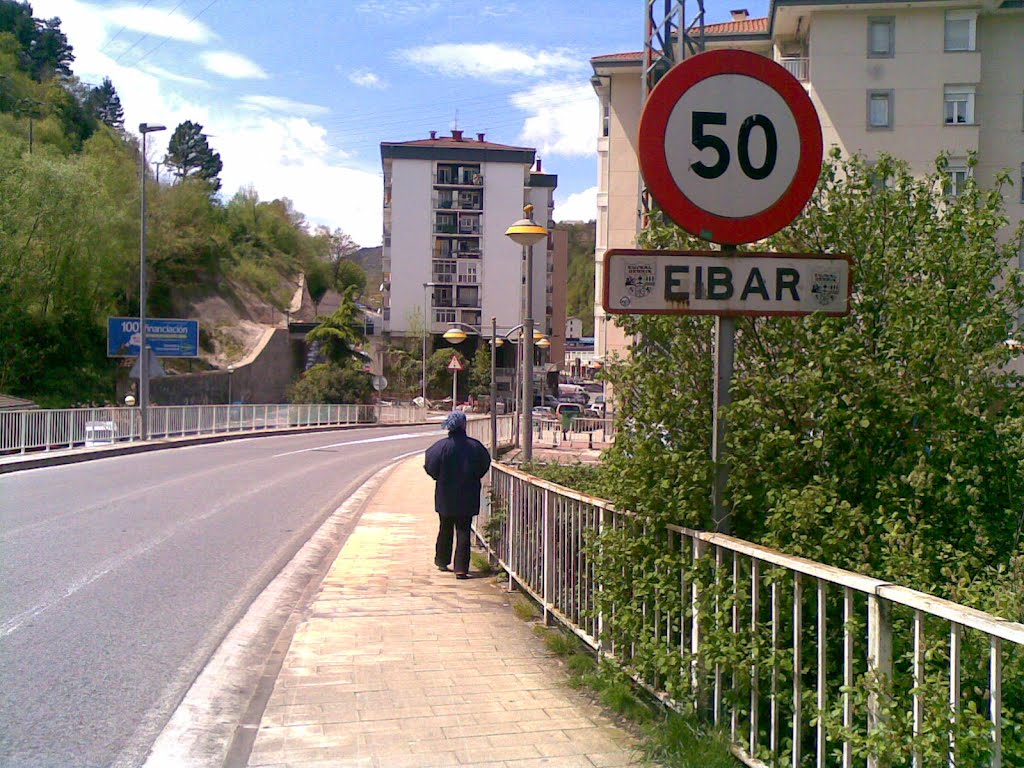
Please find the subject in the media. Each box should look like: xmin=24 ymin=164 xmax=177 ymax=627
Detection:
xmin=287 ymin=362 xmax=373 ymax=405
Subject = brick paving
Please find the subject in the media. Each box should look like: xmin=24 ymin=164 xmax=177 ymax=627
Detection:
xmin=247 ymin=457 xmax=646 ymax=768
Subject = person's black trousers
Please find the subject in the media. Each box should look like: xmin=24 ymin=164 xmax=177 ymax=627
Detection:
xmin=435 ymin=514 xmax=473 ymax=574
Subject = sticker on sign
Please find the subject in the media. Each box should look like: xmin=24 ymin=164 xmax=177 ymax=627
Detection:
xmin=603 ymin=249 xmax=851 ymax=317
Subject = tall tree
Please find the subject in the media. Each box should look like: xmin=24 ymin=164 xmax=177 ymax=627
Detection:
xmin=87 ymin=77 xmax=123 ymax=131
xmin=164 ymin=120 xmax=223 ymax=190
xmin=305 ymin=287 xmax=367 ymax=366
xmin=0 ymin=3 xmax=73 ymax=81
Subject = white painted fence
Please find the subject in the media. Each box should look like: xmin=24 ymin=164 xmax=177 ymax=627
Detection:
xmin=480 ymin=462 xmax=1024 ymax=768
xmin=0 ymin=403 xmax=427 ymax=455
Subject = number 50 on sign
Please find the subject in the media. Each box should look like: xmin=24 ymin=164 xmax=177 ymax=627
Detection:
xmin=639 ymin=49 xmax=823 ymax=245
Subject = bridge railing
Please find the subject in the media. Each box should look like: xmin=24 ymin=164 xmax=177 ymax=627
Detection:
xmin=480 ymin=463 xmax=1024 ymax=768
xmin=532 ymin=416 xmax=616 ymax=449
xmin=0 ymin=403 xmax=428 ymax=455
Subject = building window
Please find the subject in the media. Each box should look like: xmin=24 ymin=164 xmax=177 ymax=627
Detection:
xmin=944 ymin=85 xmax=976 ymax=125
xmin=867 ymin=90 xmax=893 ymax=129
xmin=867 ymin=17 xmax=894 ymax=57
xmin=602 ymin=97 xmax=610 ymax=137
xmin=944 ymin=159 xmax=970 ymax=197
xmin=433 ymin=309 xmax=455 ymax=324
xmin=944 ymin=11 xmax=976 ymax=52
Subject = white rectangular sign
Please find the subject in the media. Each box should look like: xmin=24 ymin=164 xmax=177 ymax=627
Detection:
xmin=602 ymin=249 xmax=851 ymax=317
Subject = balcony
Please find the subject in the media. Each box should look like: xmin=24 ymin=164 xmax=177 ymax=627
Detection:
xmin=431 ymin=273 xmax=455 ymax=284
xmin=457 ymin=274 xmax=479 ymax=284
xmin=778 ymin=57 xmax=808 ymax=82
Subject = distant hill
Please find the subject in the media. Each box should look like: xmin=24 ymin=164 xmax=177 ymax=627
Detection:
xmin=351 ymin=246 xmax=383 ymax=308
xmin=558 ymin=221 xmax=597 ymax=336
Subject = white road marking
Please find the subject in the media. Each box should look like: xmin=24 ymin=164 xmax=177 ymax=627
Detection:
xmin=271 ymin=430 xmax=440 ymax=458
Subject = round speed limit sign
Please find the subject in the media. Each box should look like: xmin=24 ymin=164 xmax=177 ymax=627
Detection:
xmin=638 ymin=49 xmax=822 ymax=245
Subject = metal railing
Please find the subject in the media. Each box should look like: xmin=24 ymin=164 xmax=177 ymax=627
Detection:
xmin=532 ymin=417 xmax=616 ymax=449
xmin=465 ymin=414 xmax=515 ymax=454
xmin=0 ymin=403 xmax=427 ymax=455
xmin=480 ymin=464 xmax=1024 ymax=768
xmin=778 ymin=57 xmax=809 ymax=82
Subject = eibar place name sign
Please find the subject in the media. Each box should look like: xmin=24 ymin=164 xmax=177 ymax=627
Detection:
xmin=602 ymin=249 xmax=851 ymax=317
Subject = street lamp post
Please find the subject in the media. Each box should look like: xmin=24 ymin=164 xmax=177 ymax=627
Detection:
xmin=443 ymin=321 xmax=549 ymax=458
xmin=422 ymin=281 xmax=441 ymax=404
xmin=139 ymin=122 xmax=166 ymax=441
xmin=505 ymin=205 xmax=548 ymax=463
xmin=227 ymin=364 xmax=235 ymax=404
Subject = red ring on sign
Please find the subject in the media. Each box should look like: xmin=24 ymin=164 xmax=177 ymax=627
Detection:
xmin=638 ymin=49 xmax=823 ymax=245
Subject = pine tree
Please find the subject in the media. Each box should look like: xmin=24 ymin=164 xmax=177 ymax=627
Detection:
xmin=164 ymin=120 xmax=223 ymax=191
xmin=87 ymin=77 xmax=123 ymax=131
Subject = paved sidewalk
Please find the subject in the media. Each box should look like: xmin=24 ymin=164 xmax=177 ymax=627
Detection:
xmin=246 ymin=457 xmax=646 ymax=768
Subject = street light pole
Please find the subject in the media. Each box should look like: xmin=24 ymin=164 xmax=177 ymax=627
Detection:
xmin=490 ymin=316 xmax=498 ymax=454
xmin=421 ymin=281 xmax=441 ymax=404
xmin=139 ymin=122 xmax=166 ymax=440
xmin=506 ymin=205 xmax=548 ymax=463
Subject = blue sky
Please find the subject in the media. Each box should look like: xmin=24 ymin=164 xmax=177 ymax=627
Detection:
xmin=34 ymin=0 xmax=769 ymax=247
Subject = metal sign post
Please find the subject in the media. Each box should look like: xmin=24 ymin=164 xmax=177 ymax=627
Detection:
xmin=624 ymin=49 xmax=828 ymax=533
xmin=447 ymin=355 xmax=463 ymax=412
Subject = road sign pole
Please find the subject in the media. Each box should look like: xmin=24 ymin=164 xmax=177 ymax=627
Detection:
xmin=452 ymin=366 xmax=457 ymax=410
xmin=711 ymin=243 xmax=737 ymax=534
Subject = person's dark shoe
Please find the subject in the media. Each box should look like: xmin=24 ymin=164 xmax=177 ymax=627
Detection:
xmin=436 ymin=564 xmax=450 ymax=571
xmin=455 ymin=572 xmax=469 ymax=580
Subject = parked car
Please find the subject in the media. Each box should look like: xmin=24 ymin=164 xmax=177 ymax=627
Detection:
xmin=532 ymin=406 xmax=554 ymax=417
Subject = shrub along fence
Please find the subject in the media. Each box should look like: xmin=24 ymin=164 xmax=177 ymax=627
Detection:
xmin=478 ymin=462 xmax=1024 ymax=767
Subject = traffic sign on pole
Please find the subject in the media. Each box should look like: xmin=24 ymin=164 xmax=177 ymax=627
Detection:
xmin=638 ymin=49 xmax=823 ymax=245
xmin=447 ymin=355 xmax=464 ymax=372
xmin=603 ymin=249 xmax=851 ymax=317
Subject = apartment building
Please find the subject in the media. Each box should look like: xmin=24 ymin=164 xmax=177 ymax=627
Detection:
xmin=379 ymin=130 xmax=564 ymax=393
xmin=591 ymin=3 xmax=1024 ymax=362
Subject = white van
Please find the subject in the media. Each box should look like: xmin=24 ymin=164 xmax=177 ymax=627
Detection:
xmin=557 ymin=384 xmax=588 ymax=404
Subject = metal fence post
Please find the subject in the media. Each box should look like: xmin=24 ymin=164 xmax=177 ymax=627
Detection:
xmin=543 ymin=489 xmax=555 ymax=625
xmin=867 ymin=594 xmax=893 ymax=768
xmin=691 ymin=537 xmax=706 ymax=706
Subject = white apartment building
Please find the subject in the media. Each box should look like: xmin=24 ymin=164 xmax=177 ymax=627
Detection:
xmin=591 ymin=3 xmax=1024 ymax=362
xmin=380 ymin=130 xmax=559 ymax=356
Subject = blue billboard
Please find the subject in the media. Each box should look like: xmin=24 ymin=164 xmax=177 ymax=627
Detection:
xmin=107 ymin=317 xmax=200 ymax=358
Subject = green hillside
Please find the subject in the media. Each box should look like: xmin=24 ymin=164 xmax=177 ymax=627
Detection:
xmin=0 ymin=1 xmax=365 ymax=406
xmin=558 ymin=220 xmax=596 ymax=336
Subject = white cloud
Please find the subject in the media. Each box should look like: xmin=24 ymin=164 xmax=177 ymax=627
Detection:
xmin=357 ymin=0 xmax=441 ymax=19
xmin=200 ymin=51 xmax=269 ymax=80
xmin=349 ymin=69 xmax=386 ymax=89
xmin=512 ymin=82 xmax=596 ymax=157
xmin=30 ymin=0 xmax=382 ymax=247
xmin=104 ymin=3 xmax=215 ymax=43
xmin=239 ymin=95 xmax=329 ymax=118
xmin=139 ymin=63 xmax=209 ymax=88
xmin=554 ymin=186 xmax=598 ymax=223
xmin=402 ymin=43 xmax=582 ymax=81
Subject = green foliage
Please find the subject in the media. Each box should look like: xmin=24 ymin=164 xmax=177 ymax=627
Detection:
xmin=642 ymin=713 xmax=738 ymax=768
xmin=164 ymin=119 xmax=222 ymax=191
xmin=578 ymin=152 xmax=1024 ymax=766
xmin=287 ymin=361 xmax=373 ymax=405
xmin=426 ymin=348 xmax=468 ymax=400
xmin=306 ymin=288 xmax=367 ymax=366
xmin=468 ymin=341 xmax=491 ymax=397
xmin=86 ymin=77 xmax=122 ymax=131
xmin=522 ymin=461 xmax=606 ymax=497
xmin=511 ymin=594 xmax=540 ymax=622
xmin=0 ymin=1 xmax=74 ymax=81
xmin=333 ymin=258 xmax=366 ymax=297
xmin=305 ymin=260 xmax=331 ymax=314
xmin=382 ymin=343 xmax=421 ymax=400
xmin=560 ymin=220 xmax=597 ymax=336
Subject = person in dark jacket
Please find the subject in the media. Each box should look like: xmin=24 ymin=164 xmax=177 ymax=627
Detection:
xmin=424 ymin=411 xmax=491 ymax=579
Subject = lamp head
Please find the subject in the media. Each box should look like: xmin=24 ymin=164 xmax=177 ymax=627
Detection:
xmin=536 ymin=336 xmax=551 ymax=349
xmin=505 ymin=204 xmax=548 ymax=247
xmin=139 ymin=123 xmax=167 ymax=134
xmin=443 ymin=327 xmax=468 ymax=344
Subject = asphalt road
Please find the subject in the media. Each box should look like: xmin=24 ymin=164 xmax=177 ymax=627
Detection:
xmin=0 ymin=425 xmax=443 ymax=768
